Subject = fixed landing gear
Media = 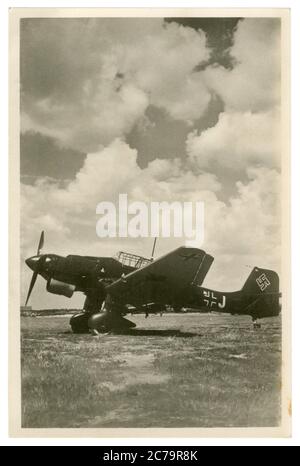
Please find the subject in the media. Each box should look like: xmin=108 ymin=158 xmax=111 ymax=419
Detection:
xmin=70 ymin=293 xmax=136 ymax=334
xmin=88 ymin=311 xmax=136 ymax=333
xmin=252 ymin=316 xmax=261 ymax=329
xmin=70 ymin=310 xmax=136 ymax=334
xmin=70 ymin=312 xmax=90 ymax=333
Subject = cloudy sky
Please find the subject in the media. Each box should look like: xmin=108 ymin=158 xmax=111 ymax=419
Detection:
xmin=20 ymin=16 xmax=282 ymax=309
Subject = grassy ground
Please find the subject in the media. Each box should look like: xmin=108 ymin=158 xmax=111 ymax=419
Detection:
xmin=21 ymin=313 xmax=281 ymax=428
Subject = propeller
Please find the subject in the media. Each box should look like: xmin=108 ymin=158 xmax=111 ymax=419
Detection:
xmin=37 ymin=230 xmax=44 ymax=256
xmin=25 ymin=231 xmax=45 ymax=306
xmin=25 ymin=266 xmax=39 ymax=306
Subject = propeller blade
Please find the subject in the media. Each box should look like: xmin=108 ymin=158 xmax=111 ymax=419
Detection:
xmin=37 ymin=231 xmax=44 ymax=256
xmin=24 ymin=255 xmax=46 ymax=306
xmin=25 ymin=269 xmax=39 ymax=306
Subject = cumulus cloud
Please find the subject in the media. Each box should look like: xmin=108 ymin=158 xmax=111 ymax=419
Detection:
xmin=22 ymin=81 xmax=149 ymax=153
xmin=21 ymin=19 xmax=211 ymax=152
xmin=202 ymin=166 xmax=281 ymax=290
xmin=203 ymin=18 xmax=281 ymax=112
xmin=21 ymin=139 xmax=222 ymax=241
xmin=118 ymin=21 xmax=211 ymax=121
xmin=186 ymin=109 xmax=281 ymax=171
xmin=207 ymin=167 xmax=280 ymax=253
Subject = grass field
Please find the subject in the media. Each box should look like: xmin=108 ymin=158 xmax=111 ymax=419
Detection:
xmin=21 ymin=313 xmax=281 ymax=428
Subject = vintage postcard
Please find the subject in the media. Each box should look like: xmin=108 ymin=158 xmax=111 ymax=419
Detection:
xmin=9 ymin=8 xmax=291 ymax=437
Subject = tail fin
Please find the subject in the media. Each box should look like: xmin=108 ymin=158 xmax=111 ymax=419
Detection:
xmin=241 ymin=267 xmax=281 ymax=319
xmin=242 ymin=267 xmax=279 ymax=295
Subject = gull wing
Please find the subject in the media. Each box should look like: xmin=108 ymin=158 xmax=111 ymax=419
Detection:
xmin=106 ymin=246 xmax=214 ymax=307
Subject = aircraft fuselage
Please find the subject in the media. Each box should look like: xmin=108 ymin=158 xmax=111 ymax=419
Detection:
xmin=187 ymin=285 xmax=280 ymax=319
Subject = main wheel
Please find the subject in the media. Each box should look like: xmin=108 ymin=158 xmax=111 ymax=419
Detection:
xmin=70 ymin=312 xmax=90 ymax=333
xmin=88 ymin=311 xmax=136 ymax=332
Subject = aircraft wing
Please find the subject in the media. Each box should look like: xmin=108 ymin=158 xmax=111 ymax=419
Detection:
xmin=106 ymin=247 xmax=214 ymax=307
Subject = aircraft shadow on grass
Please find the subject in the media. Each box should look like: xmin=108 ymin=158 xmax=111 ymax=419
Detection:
xmin=61 ymin=328 xmax=199 ymax=338
xmin=106 ymin=328 xmax=199 ymax=338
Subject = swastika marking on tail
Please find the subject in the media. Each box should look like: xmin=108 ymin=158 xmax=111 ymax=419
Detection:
xmin=256 ymin=273 xmax=271 ymax=291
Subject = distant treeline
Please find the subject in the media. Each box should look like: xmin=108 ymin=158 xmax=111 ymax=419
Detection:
xmin=21 ymin=307 xmax=208 ymax=317
xmin=21 ymin=309 xmax=80 ymax=317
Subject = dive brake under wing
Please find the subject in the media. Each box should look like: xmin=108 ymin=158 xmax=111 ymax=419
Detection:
xmin=106 ymin=247 xmax=213 ymax=307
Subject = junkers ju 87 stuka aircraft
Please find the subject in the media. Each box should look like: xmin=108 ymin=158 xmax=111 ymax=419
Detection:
xmin=25 ymin=232 xmax=281 ymax=334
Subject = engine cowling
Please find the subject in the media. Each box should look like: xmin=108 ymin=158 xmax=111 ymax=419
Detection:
xmin=46 ymin=278 xmax=76 ymax=298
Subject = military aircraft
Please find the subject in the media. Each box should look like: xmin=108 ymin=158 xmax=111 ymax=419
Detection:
xmin=25 ymin=232 xmax=281 ymax=333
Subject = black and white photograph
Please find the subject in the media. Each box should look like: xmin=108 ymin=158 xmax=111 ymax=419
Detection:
xmin=9 ymin=8 xmax=291 ymax=437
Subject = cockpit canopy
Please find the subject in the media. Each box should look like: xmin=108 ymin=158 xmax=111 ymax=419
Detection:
xmin=116 ymin=251 xmax=152 ymax=269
